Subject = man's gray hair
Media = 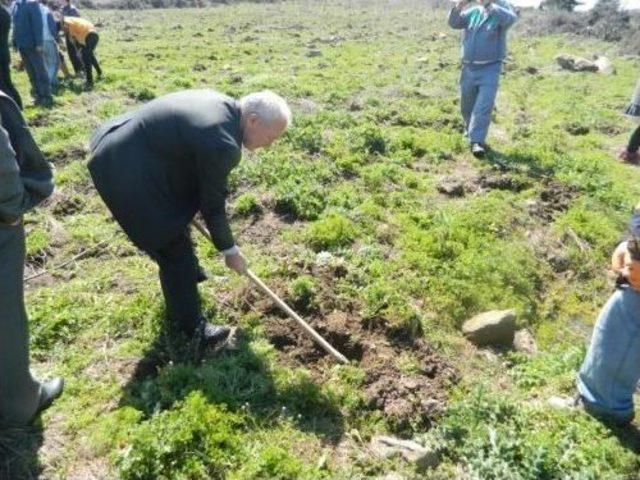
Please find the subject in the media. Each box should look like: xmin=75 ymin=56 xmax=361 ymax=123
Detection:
xmin=239 ymin=91 xmax=292 ymax=127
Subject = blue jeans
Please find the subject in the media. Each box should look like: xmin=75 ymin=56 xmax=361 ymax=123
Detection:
xmin=42 ymin=40 xmax=59 ymax=88
xmin=19 ymin=47 xmax=52 ymax=105
xmin=460 ymin=62 xmax=501 ymax=144
xmin=578 ymin=287 xmax=640 ymax=424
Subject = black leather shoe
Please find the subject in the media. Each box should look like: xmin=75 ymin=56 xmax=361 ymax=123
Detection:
xmin=200 ymin=322 xmax=231 ymax=347
xmin=31 ymin=377 xmax=64 ymax=422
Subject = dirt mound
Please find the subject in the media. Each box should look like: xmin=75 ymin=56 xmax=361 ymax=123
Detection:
xmin=529 ymin=181 xmax=578 ymax=221
xmin=364 ymin=338 xmax=457 ymax=431
xmin=262 ymin=307 xmax=457 ymax=432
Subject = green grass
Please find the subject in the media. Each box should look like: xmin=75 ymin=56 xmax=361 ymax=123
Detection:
xmin=8 ymin=0 xmax=640 ymax=478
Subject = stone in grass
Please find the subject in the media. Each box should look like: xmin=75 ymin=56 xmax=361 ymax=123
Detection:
xmin=555 ymin=54 xmax=598 ymax=73
xmin=513 ymin=328 xmax=537 ymax=355
xmin=370 ymin=436 xmax=439 ymax=471
xmin=306 ymin=48 xmax=322 ymax=57
xmin=462 ymin=310 xmax=517 ymax=347
xmin=437 ymin=178 xmax=465 ymax=197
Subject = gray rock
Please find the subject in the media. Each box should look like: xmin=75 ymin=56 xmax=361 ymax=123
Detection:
xmin=462 ymin=310 xmax=517 ymax=347
xmin=370 ymin=436 xmax=439 ymax=471
xmin=513 ymin=329 xmax=537 ymax=355
xmin=437 ymin=178 xmax=465 ymax=197
xmin=555 ymin=54 xmax=598 ymax=73
xmin=306 ymin=48 xmax=322 ymax=57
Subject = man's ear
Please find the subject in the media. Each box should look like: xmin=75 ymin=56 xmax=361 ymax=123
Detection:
xmin=247 ymin=113 xmax=260 ymax=127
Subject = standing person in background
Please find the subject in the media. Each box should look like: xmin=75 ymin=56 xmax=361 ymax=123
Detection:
xmin=60 ymin=0 xmax=81 ymax=77
xmin=12 ymin=0 xmax=52 ymax=107
xmin=0 ymin=89 xmax=63 ymax=428
xmin=62 ymin=15 xmax=101 ymax=89
xmin=448 ymin=0 xmax=517 ymax=158
xmin=38 ymin=0 xmax=58 ymax=90
xmin=0 ymin=0 xmax=22 ymax=108
xmin=618 ymin=79 xmax=640 ymax=165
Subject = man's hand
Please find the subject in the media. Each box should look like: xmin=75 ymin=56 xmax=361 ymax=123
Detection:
xmin=35 ymin=46 xmax=43 ymax=55
xmin=455 ymin=0 xmax=469 ymax=10
xmin=225 ymin=251 xmax=247 ymax=275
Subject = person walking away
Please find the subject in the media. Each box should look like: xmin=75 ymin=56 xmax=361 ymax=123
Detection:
xmin=12 ymin=0 xmax=52 ymax=106
xmin=448 ymin=0 xmax=517 ymax=158
xmin=62 ymin=15 xmax=100 ymax=89
xmin=0 ymin=0 xmax=22 ymax=108
xmin=38 ymin=0 xmax=58 ymax=89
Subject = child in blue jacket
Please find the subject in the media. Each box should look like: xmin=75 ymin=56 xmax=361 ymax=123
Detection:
xmin=448 ymin=0 xmax=517 ymax=158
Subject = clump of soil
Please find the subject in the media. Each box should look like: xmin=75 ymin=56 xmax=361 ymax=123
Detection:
xmin=478 ymin=171 xmax=531 ymax=192
xmin=529 ymin=181 xmax=578 ymax=221
xmin=49 ymin=145 xmax=88 ymax=166
xmin=262 ymin=306 xmax=457 ymax=432
xmin=48 ymin=190 xmax=85 ymax=217
xmin=364 ymin=338 xmax=457 ymax=431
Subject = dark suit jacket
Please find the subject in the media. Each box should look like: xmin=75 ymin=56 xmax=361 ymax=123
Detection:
xmin=0 ymin=91 xmax=53 ymax=224
xmin=88 ymin=90 xmax=243 ymax=252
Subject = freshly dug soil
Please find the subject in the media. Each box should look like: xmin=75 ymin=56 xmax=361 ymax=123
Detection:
xmin=263 ymin=308 xmax=458 ymax=431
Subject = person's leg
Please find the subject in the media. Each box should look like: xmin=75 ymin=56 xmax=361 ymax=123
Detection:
xmin=626 ymin=125 xmax=640 ymax=153
xmin=149 ymin=233 xmax=202 ymax=335
xmin=0 ymin=223 xmax=41 ymax=426
xmin=28 ymin=49 xmax=52 ymax=105
xmin=0 ymin=49 xmax=22 ymax=109
xmin=65 ymin=33 xmax=82 ymax=76
xmin=81 ymin=44 xmax=93 ymax=86
xmin=578 ymin=287 xmax=640 ymax=424
xmin=42 ymin=40 xmax=58 ymax=89
xmin=460 ymin=65 xmax=478 ymax=139
xmin=467 ymin=63 xmax=501 ymax=145
xmin=89 ymin=34 xmax=101 ymax=78
xmin=19 ymin=49 xmax=38 ymax=101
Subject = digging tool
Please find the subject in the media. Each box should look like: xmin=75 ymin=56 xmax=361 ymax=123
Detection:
xmin=191 ymin=219 xmax=349 ymax=364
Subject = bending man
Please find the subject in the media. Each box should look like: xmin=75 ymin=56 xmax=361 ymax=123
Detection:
xmin=88 ymin=89 xmax=291 ymax=352
xmin=448 ymin=0 xmax=517 ymax=158
xmin=0 ymin=90 xmax=63 ymax=427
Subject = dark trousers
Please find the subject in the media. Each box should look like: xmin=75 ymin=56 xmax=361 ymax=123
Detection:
xmin=627 ymin=125 xmax=640 ymax=153
xmin=0 ymin=223 xmax=40 ymax=426
xmin=65 ymin=33 xmax=83 ymax=76
xmin=145 ymin=232 xmax=202 ymax=335
xmin=19 ymin=47 xmax=52 ymax=105
xmin=0 ymin=47 xmax=22 ymax=109
xmin=81 ymin=32 xmax=102 ymax=85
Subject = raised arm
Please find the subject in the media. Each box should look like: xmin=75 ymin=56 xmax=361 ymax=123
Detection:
xmin=488 ymin=0 xmax=517 ymax=28
xmin=448 ymin=1 xmax=471 ymax=29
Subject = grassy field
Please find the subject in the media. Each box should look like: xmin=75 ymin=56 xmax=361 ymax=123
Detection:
xmin=2 ymin=0 xmax=640 ymax=478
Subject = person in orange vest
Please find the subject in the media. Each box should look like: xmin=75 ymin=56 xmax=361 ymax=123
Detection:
xmin=62 ymin=15 xmax=101 ymax=89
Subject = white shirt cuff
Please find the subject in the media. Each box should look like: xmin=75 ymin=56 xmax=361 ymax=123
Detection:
xmin=222 ymin=245 xmax=240 ymax=256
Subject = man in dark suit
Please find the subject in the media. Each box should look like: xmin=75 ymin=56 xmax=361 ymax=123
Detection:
xmin=0 ymin=91 xmax=63 ymax=427
xmin=88 ymin=89 xmax=291 ymax=350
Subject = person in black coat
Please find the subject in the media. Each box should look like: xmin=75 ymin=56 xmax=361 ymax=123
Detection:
xmin=88 ymin=89 xmax=291 ymax=350
xmin=0 ymin=90 xmax=63 ymax=427
xmin=0 ymin=2 xmax=22 ymax=108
